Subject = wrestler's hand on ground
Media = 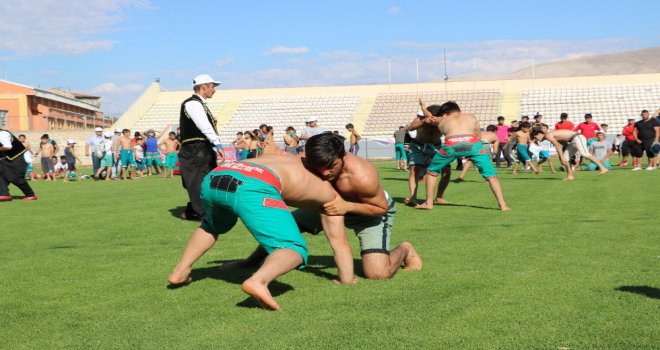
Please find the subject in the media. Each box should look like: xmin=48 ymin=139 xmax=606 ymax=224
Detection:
xmin=322 ymin=195 xmax=352 ymax=216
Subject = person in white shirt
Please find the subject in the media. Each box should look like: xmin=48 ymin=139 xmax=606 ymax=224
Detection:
xmin=300 ymin=116 xmax=325 ymax=150
xmin=178 ymin=74 xmax=225 ymax=221
xmin=94 ymin=132 xmax=115 ymax=181
xmin=85 ymin=127 xmax=104 ymax=175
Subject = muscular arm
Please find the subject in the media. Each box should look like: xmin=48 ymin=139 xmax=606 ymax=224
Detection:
xmin=633 ymin=127 xmax=641 ymax=143
xmin=320 ymin=214 xmax=355 ymax=284
xmin=323 ymin=169 xmax=388 ymax=216
xmin=406 ymin=116 xmax=426 ymax=131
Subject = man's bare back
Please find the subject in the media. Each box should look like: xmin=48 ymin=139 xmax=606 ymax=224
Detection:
xmin=245 ymin=155 xmax=336 ymax=209
xmin=545 ymin=129 xmax=576 ymax=142
xmin=436 ymin=113 xmax=481 ymax=137
xmin=480 ymin=131 xmax=498 ymax=144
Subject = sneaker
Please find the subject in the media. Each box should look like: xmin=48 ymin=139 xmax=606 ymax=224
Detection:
xmin=617 ymin=161 xmax=628 ymax=166
xmin=632 ymin=167 xmax=642 ymax=171
xmin=645 ymin=166 xmax=656 ymax=171
xmin=21 ymin=196 xmax=38 ymax=201
xmin=0 ymin=195 xmax=12 ymax=201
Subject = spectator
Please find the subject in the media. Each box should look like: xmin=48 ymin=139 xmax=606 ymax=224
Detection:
xmin=345 ymin=123 xmax=361 ymax=156
xmin=246 ymin=131 xmax=259 ymax=158
xmin=54 ymin=156 xmax=67 ymax=179
xmin=143 ymin=129 xmax=164 ymax=175
xmin=94 ymin=132 xmax=114 ymax=181
xmin=233 ymin=132 xmax=246 ymax=160
xmin=63 ymin=139 xmax=82 ymax=182
xmin=35 ymin=134 xmax=56 ymax=181
xmin=612 ymin=134 xmax=622 ymax=159
xmin=600 ymin=123 xmax=609 ymax=134
xmin=261 ymin=126 xmax=279 ymax=156
xmin=631 ymin=109 xmax=660 ymax=171
xmin=393 ymin=126 xmax=407 ymax=170
xmin=583 ymin=131 xmax=612 ymax=171
xmin=85 ymin=127 xmax=104 ymax=175
xmin=160 ymin=131 xmax=181 ymax=178
xmin=283 ymin=127 xmax=299 ymax=155
xmin=618 ymin=117 xmax=637 ymax=166
xmin=521 ymin=115 xmax=530 ymax=124
xmin=111 ymin=128 xmax=122 ymax=179
xmin=532 ymin=112 xmax=543 ymax=130
xmin=574 ymin=114 xmax=601 ymax=146
xmin=119 ymin=129 xmax=137 ymax=180
xmin=300 ymin=116 xmax=325 ymax=150
xmin=495 ymin=116 xmax=511 ymax=168
xmin=18 ymin=134 xmax=35 ymax=180
xmin=133 ymin=137 xmax=146 ymax=178
xmin=554 ymin=113 xmax=574 ymax=130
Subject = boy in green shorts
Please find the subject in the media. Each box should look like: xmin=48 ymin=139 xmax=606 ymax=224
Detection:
xmin=159 ymin=132 xmax=181 ymax=178
xmin=168 ymin=154 xmax=358 ymax=311
xmin=119 ymin=129 xmax=137 ymax=180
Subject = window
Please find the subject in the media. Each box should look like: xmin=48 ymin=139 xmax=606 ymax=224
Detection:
xmin=0 ymin=110 xmax=7 ymax=128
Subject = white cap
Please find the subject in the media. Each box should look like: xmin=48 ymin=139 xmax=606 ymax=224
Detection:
xmin=416 ymin=110 xmax=424 ymax=117
xmin=114 ymin=128 xmax=122 ymax=133
xmin=94 ymin=127 xmax=103 ymax=132
xmin=627 ymin=116 xmax=637 ymax=121
xmin=67 ymin=139 xmax=76 ymax=144
xmin=192 ymin=74 xmax=222 ymax=87
xmin=307 ymin=116 xmax=318 ymax=123
xmin=596 ymin=130 xmax=605 ymax=135
xmin=103 ymin=131 xmax=112 ymax=138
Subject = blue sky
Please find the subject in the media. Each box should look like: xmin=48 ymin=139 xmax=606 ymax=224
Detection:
xmin=1 ymin=0 xmax=658 ymax=114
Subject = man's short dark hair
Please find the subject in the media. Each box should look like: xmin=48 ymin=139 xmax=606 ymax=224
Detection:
xmin=560 ymin=113 xmax=568 ymax=119
xmin=584 ymin=113 xmax=593 ymax=119
xmin=169 ymin=131 xmax=176 ymax=136
xmin=485 ymin=125 xmax=497 ymax=132
xmin=60 ymin=155 xmax=66 ymax=159
xmin=600 ymin=123 xmax=608 ymax=127
xmin=41 ymin=134 xmax=49 ymax=139
xmin=426 ymin=104 xmax=443 ymax=117
xmin=438 ymin=101 xmax=461 ymax=116
xmin=641 ymin=110 xmax=649 ymax=114
xmin=520 ymin=122 xmax=532 ymax=129
xmin=259 ymin=124 xmax=267 ymax=129
xmin=521 ymin=115 xmax=529 ymax=120
xmin=530 ymin=129 xmax=544 ymax=138
xmin=305 ymin=133 xmax=346 ymax=169
xmin=345 ymin=123 xmax=354 ymax=129
xmin=497 ymin=116 xmax=505 ymax=121
xmin=18 ymin=134 xmax=25 ymax=138
xmin=541 ymin=123 xmax=549 ymax=128
xmin=237 ymin=131 xmax=243 ymax=136
xmin=123 ymin=129 xmax=130 ymax=133
xmin=398 ymin=126 xmax=404 ymax=129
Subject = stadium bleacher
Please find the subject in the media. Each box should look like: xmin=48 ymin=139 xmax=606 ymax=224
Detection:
xmin=362 ymin=90 xmax=501 ymax=138
xmin=218 ymin=95 xmax=360 ymax=142
xmin=132 ymin=100 xmax=228 ymax=132
xmin=520 ymin=83 xmax=660 ymax=131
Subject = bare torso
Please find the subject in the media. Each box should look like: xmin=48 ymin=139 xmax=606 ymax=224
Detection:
xmin=516 ymin=131 xmax=531 ymax=145
xmin=163 ymin=139 xmax=179 ymax=153
xmin=120 ymin=137 xmax=132 ymax=150
xmin=40 ymin=142 xmax=55 ymax=157
xmin=437 ymin=113 xmax=480 ymax=138
xmin=245 ymin=155 xmax=335 ymax=210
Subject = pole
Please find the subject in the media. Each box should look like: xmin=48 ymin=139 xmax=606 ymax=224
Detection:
xmin=388 ymin=59 xmax=392 ymax=92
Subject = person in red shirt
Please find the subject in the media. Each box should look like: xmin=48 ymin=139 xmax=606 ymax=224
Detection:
xmin=618 ymin=117 xmax=638 ymax=166
xmin=574 ymin=114 xmax=601 ymax=146
xmin=554 ymin=113 xmax=574 ymax=131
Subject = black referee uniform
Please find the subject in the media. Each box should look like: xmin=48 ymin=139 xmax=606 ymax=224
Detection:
xmin=0 ymin=129 xmax=36 ymax=199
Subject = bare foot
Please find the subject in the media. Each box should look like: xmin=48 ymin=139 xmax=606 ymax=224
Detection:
xmin=599 ymin=169 xmax=609 ymax=175
xmin=512 ymin=172 xmax=517 ymax=176
xmin=434 ymin=198 xmax=450 ymax=205
xmin=551 ymin=170 xmax=556 ymax=174
xmin=241 ymin=279 xmax=281 ymax=311
xmin=563 ymin=176 xmax=575 ymax=181
xmin=500 ymin=206 xmax=512 ymax=211
xmin=414 ymin=202 xmax=433 ymax=210
xmin=401 ymin=242 xmax=423 ymax=270
xmin=168 ymin=266 xmax=192 ymax=285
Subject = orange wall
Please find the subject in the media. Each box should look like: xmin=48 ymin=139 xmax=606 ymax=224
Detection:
xmin=0 ymin=98 xmax=21 ymax=130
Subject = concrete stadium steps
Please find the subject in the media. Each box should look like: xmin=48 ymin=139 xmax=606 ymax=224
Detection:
xmin=349 ymin=96 xmax=375 ymax=136
xmin=217 ymin=95 xmax=361 ymax=143
xmin=520 ymin=83 xmax=660 ymax=132
xmin=362 ymin=90 xmax=501 ymax=139
xmin=499 ymin=92 xmax=521 ymax=121
xmin=132 ymin=100 xmax=228 ymax=132
xmin=215 ymin=101 xmax=241 ymax=132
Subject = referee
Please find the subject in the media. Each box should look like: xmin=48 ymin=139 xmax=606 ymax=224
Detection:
xmin=0 ymin=128 xmax=37 ymax=201
xmin=178 ymin=74 xmax=225 ymax=220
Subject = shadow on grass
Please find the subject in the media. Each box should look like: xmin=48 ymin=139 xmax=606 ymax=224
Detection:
xmin=615 ymin=286 xmax=660 ymax=300
xmin=168 ymin=206 xmax=187 ymax=219
xmin=505 ymin=177 xmax=562 ymax=181
xmin=391 ymin=196 xmax=498 ymax=211
xmin=304 ymin=255 xmax=364 ymax=280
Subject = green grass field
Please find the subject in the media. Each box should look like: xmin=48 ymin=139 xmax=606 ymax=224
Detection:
xmin=1 ymin=162 xmax=659 ymax=349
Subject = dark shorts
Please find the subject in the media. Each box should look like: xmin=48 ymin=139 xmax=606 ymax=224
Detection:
xmin=40 ymin=157 xmax=54 ymax=173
